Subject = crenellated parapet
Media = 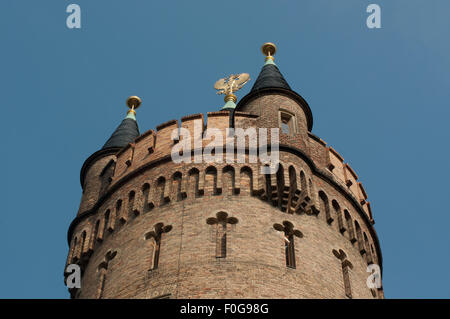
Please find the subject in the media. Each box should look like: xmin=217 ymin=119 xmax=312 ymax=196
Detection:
xmin=78 ymin=111 xmax=374 ymax=224
xmin=307 ymin=134 xmax=374 ymax=223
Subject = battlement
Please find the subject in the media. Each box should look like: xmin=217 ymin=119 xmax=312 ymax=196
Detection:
xmin=89 ymin=111 xmax=373 ymax=223
xmin=110 ymin=111 xmax=257 ymax=183
xmin=324 ymin=145 xmax=373 ymax=222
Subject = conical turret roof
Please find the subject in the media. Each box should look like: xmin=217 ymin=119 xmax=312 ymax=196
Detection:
xmin=80 ymin=97 xmax=142 ymax=187
xmin=102 ymin=116 xmax=140 ymax=150
xmin=250 ymin=63 xmax=291 ymax=92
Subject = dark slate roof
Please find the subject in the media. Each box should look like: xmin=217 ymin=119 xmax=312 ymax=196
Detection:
xmin=102 ymin=118 xmax=140 ymax=149
xmin=250 ymin=64 xmax=291 ymax=92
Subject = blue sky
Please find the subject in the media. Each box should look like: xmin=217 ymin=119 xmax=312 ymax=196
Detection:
xmin=1 ymin=0 xmax=449 ymax=298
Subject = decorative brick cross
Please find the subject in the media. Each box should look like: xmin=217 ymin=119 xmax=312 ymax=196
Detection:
xmin=206 ymin=212 xmax=238 ymax=258
xmin=332 ymin=249 xmax=354 ymax=298
xmin=96 ymin=250 xmax=117 ymax=299
xmin=273 ymin=221 xmax=303 ymax=268
xmin=145 ymin=223 xmax=172 ymax=270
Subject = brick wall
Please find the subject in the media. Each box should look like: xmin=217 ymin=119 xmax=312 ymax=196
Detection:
xmin=68 ymin=94 xmax=383 ymax=299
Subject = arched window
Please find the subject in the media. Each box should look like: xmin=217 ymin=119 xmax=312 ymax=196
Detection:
xmin=240 ymin=166 xmax=253 ymax=196
xmin=128 ymin=191 xmax=137 ymax=217
xmin=104 ymin=209 xmax=111 ymax=233
xmin=332 ymin=200 xmax=346 ymax=234
xmin=172 ymin=172 xmax=183 ymax=201
xmin=287 ymin=166 xmax=297 ymax=214
xmin=288 ymin=166 xmax=297 ymax=190
xmin=263 ymin=168 xmax=272 ymax=201
xmin=222 ymin=166 xmax=235 ymax=196
xmin=364 ymin=233 xmax=373 ymax=264
xmin=188 ymin=168 xmax=200 ymax=198
xmin=300 ymin=171 xmax=307 ymax=194
xmin=354 ymin=221 xmax=365 ymax=256
xmin=319 ymin=191 xmax=332 ymax=224
xmin=117 ymin=199 xmax=125 ymax=224
xmin=205 ymin=166 xmax=218 ymax=196
xmin=275 ymin=164 xmax=285 ymax=208
xmin=344 ymin=210 xmax=356 ymax=243
xmin=141 ymin=183 xmax=152 ymax=212
xmin=156 ymin=177 xmax=167 ymax=206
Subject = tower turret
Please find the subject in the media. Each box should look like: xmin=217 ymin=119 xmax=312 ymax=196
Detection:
xmin=236 ymin=43 xmax=313 ymax=148
xmin=77 ymin=97 xmax=141 ymax=215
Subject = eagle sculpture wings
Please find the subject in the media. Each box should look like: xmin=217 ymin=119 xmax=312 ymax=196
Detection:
xmin=214 ymin=73 xmax=250 ymax=95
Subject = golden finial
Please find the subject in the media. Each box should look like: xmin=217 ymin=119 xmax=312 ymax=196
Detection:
xmin=126 ymin=96 xmax=142 ymax=115
xmin=261 ymin=42 xmax=277 ymax=63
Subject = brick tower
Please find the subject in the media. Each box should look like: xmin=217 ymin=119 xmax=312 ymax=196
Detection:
xmin=65 ymin=43 xmax=384 ymax=299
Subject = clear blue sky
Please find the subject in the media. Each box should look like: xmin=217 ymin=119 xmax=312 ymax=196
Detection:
xmin=1 ymin=0 xmax=449 ymax=298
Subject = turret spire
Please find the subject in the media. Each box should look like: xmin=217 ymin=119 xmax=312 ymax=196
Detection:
xmin=250 ymin=42 xmax=291 ymax=92
xmin=102 ymin=96 xmax=141 ymax=149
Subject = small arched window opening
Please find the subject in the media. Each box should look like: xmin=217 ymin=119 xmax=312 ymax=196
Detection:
xmin=188 ymin=168 xmax=200 ymax=197
xmin=141 ymin=183 xmax=153 ymax=212
xmin=156 ymin=177 xmax=167 ymax=206
xmin=205 ymin=166 xmax=218 ymax=195
xmin=332 ymin=200 xmax=346 ymax=234
xmin=319 ymin=191 xmax=332 ymax=224
xmin=117 ymin=199 xmax=125 ymax=224
xmin=104 ymin=209 xmax=111 ymax=233
xmin=344 ymin=210 xmax=356 ymax=243
xmin=355 ymin=221 xmax=365 ymax=255
xmin=364 ymin=233 xmax=373 ymax=264
xmin=172 ymin=172 xmax=184 ymax=201
xmin=128 ymin=191 xmax=138 ymax=217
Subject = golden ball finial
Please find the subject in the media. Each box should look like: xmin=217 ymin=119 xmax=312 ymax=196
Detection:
xmin=261 ymin=42 xmax=277 ymax=57
xmin=126 ymin=96 xmax=142 ymax=110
